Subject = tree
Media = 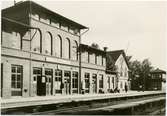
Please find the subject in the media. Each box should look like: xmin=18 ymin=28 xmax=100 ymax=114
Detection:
xmin=129 ymin=59 xmax=153 ymax=90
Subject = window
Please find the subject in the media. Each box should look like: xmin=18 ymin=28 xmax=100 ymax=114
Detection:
xmin=69 ymin=27 xmax=80 ymax=35
xmin=31 ymin=29 xmax=41 ymax=53
xmin=11 ymin=65 xmax=23 ymax=96
xmin=72 ymin=72 xmax=78 ymax=93
xmin=61 ymin=24 xmax=68 ymax=31
xmin=73 ymin=28 xmax=80 ymax=35
xmin=33 ymin=68 xmax=42 ymax=75
xmin=89 ymin=53 xmax=96 ymax=64
xmin=72 ymin=41 xmax=78 ymax=60
xmin=31 ymin=14 xmax=40 ymax=20
xmin=99 ymin=74 xmax=103 ymax=89
xmin=64 ymin=71 xmax=71 ymax=77
xmin=32 ymin=67 xmax=42 ymax=95
xmin=51 ymin=19 xmax=60 ymax=28
xmin=107 ymin=77 xmax=111 ymax=89
xmin=92 ymin=74 xmax=97 ymax=93
xmin=120 ymin=71 xmax=123 ymax=76
xmin=102 ymin=57 xmax=106 ymax=66
xmin=64 ymin=38 xmax=70 ymax=59
xmin=2 ymin=31 xmax=21 ymax=49
xmin=55 ymin=70 xmax=62 ymax=94
xmin=120 ymin=82 xmax=123 ymax=89
xmin=45 ymin=32 xmax=52 ymax=55
xmin=81 ymin=51 xmax=89 ymax=63
xmin=54 ymin=35 xmax=62 ymax=57
xmin=39 ymin=14 xmax=50 ymax=24
xmin=97 ymin=55 xmax=102 ymax=65
xmin=84 ymin=73 xmax=90 ymax=93
xmin=69 ymin=27 xmax=75 ymax=34
xmin=45 ymin=69 xmax=53 ymax=95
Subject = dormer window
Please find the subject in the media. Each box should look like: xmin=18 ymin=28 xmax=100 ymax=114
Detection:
xmin=69 ymin=27 xmax=75 ymax=34
xmin=31 ymin=13 xmax=40 ymax=20
xmin=61 ymin=24 xmax=68 ymax=32
xmin=39 ymin=14 xmax=50 ymax=24
xmin=51 ymin=19 xmax=60 ymax=28
xmin=74 ymin=28 xmax=80 ymax=35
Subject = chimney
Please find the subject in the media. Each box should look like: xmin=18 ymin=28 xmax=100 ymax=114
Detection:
xmin=103 ymin=47 xmax=108 ymax=52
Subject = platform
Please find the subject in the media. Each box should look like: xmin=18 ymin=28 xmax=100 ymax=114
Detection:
xmin=1 ymin=91 xmax=165 ymax=109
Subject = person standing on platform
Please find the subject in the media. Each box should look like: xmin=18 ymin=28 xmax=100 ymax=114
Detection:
xmin=125 ymin=83 xmax=128 ymax=93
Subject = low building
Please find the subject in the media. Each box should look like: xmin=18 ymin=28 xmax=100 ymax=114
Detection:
xmin=80 ymin=44 xmax=107 ymax=94
xmin=106 ymin=50 xmax=130 ymax=92
xmin=105 ymin=70 xmax=117 ymax=93
xmin=148 ymin=68 xmax=166 ymax=91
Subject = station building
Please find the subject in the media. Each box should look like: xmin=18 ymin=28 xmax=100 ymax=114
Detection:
xmin=1 ymin=1 xmax=131 ymax=99
xmin=1 ymin=1 xmax=109 ymax=99
xmin=1 ymin=1 xmax=88 ymax=98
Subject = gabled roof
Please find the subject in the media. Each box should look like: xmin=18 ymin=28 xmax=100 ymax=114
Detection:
xmin=107 ymin=50 xmax=129 ymax=68
xmin=2 ymin=0 xmax=88 ymax=29
xmin=150 ymin=68 xmax=166 ymax=74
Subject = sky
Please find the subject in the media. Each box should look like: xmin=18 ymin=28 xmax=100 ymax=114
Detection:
xmin=1 ymin=0 xmax=167 ymax=70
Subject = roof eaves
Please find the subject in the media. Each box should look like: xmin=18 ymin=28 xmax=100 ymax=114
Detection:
xmin=30 ymin=1 xmax=88 ymax=29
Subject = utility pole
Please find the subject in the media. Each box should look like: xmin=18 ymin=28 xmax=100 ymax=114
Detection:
xmin=14 ymin=0 xmax=16 ymax=5
xmin=78 ymin=28 xmax=89 ymax=94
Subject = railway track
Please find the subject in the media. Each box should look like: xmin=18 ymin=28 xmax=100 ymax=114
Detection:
xmin=31 ymin=94 xmax=165 ymax=115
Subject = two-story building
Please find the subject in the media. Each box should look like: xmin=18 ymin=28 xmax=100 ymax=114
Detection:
xmin=106 ymin=50 xmax=130 ymax=92
xmin=1 ymin=1 xmax=88 ymax=98
xmin=80 ymin=44 xmax=107 ymax=94
xmin=149 ymin=68 xmax=166 ymax=91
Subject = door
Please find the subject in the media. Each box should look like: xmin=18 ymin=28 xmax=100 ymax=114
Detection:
xmin=45 ymin=69 xmax=53 ymax=96
xmin=33 ymin=68 xmax=44 ymax=96
xmin=37 ymin=76 xmax=46 ymax=96
xmin=107 ymin=76 xmax=110 ymax=90
xmin=64 ymin=71 xmax=71 ymax=95
xmin=92 ymin=74 xmax=97 ymax=93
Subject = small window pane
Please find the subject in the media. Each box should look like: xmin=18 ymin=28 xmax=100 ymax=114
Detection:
xmin=17 ymin=66 xmax=21 ymax=73
xmin=12 ymin=82 xmax=15 ymax=88
xmin=17 ymin=82 xmax=21 ymax=88
xmin=17 ymin=75 xmax=21 ymax=81
xmin=12 ymin=67 xmax=16 ymax=73
xmin=12 ymin=74 xmax=16 ymax=81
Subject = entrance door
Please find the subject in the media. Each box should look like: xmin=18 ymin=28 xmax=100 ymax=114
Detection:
xmin=92 ymin=74 xmax=97 ymax=93
xmin=37 ymin=76 xmax=46 ymax=96
xmin=33 ymin=68 xmax=46 ymax=96
xmin=64 ymin=71 xmax=71 ymax=95
xmin=45 ymin=69 xmax=53 ymax=96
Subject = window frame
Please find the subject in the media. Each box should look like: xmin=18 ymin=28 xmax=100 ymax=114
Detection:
xmin=45 ymin=31 xmax=53 ymax=55
xmin=72 ymin=71 xmax=78 ymax=93
xmin=11 ymin=65 xmax=23 ymax=96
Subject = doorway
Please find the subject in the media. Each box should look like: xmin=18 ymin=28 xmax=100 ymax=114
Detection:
xmin=45 ymin=68 xmax=53 ymax=96
xmin=33 ymin=68 xmax=46 ymax=96
xmin=64 ymin=71 xmax=71 ymax=95
xmin=92 ymin=74 xmax=97 ymax=93
xmin=37 ymin=75 xmax=46 ymax=96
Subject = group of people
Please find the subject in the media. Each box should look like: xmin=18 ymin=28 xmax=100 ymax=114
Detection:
xmin=80 ymin=81 xmax=129 ymax=94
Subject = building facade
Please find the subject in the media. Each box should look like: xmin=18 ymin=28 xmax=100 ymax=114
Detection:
xmin=1 ymin=1 xmax=130 ymax=99
xmin=80 ymin=44 xmax=107 ymax=94
xmin=106 ymin=50 xmax=130 ymax=92
xmin=1 ymin=1 xmax=87 ymax=98
xmin=148 ymin=68 xmax=166 ymax=91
